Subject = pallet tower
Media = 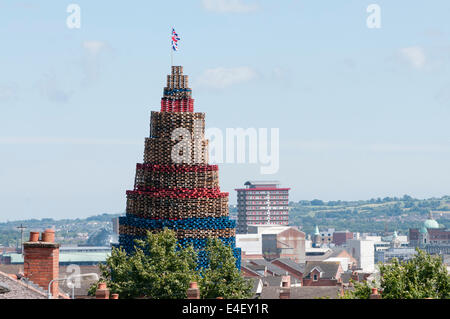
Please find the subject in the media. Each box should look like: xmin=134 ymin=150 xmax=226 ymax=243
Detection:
xmin=118 ymin=66 xmax=241 ymax=270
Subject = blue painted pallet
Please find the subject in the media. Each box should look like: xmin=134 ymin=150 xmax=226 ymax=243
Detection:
xmin=120 ymin=215 xmax=236 ymax=230
xmin=117 ymin=234 xmax=241 ymax=270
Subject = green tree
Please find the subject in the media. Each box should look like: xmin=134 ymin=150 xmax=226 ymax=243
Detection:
xmin=380 ymin=249 xmax=449 ymax=299
xmin=343 ymin=249 xmax=450 ymax=299
xmin=311 ymin=199 xmax=324 ymax=206
xmin=91 ymin=228 xmax=198 ymax=299
xmin=89 ymin=229 xmax=252 ymax=299
xmin=341 ymin=279 xmax=374 ymax=299
xmin=199 ymin=238 xmax=253 ymax=299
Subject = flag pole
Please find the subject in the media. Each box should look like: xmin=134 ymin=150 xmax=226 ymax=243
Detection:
xmin=170 ymin=27 xmax=173 ymax=67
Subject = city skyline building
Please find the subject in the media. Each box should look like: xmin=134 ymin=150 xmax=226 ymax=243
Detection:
xmin=235 ymin=181 xmax=290 ymax=234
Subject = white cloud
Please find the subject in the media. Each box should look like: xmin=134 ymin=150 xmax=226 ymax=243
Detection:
xmin=195 ymin=66 xmax=258 ymax=89
xmin=81 ymin=41 xmax=111 ymax=85
xmin=202 ymin=0 xmax=259 ymax=13
xmin=399 ymin=46 xmax=426 ymax=69
xmin=82 ymin=41 xmax=109 ymax=57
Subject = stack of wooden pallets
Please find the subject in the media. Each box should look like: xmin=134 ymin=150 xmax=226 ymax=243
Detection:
xmin=118 ymin=66 xmax=241 ymax=270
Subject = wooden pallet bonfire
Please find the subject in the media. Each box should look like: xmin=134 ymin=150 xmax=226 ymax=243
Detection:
xmin=118 ymin=66 xmax=241 ymax=270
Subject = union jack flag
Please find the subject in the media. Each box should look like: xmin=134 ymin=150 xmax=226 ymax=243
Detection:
xmin=171 ymin=28 xmax=180 ymax=51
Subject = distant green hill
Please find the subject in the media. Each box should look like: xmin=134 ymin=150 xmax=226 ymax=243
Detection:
xmin=0 ymin=213 xmax=123 ymax=247
xmin=290 ymin=195 xmax=450 ymax=235
xmin=1 ymin=195 xmax=449 ymax=247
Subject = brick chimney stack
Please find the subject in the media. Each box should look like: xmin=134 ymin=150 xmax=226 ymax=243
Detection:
xmin=95 ymin=282 xmax=110 ymax=299
xmin=23 ymin=229 xmax=60 ymax=298
xmin=187 ymin=281 xmax=200 ymax=299
xmin=279 ymin=276 xmax=291 ymax=299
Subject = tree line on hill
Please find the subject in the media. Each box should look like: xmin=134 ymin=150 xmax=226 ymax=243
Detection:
xmin=289 ymin=195 xmax=449 ymax=235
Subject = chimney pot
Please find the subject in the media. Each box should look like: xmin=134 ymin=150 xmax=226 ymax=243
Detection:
xmin=370 ymin=288 xmax=382 ymax=299
xmin=42 ymin=229 xmax=55 ymax=243
xmin=98 ymin=282 xmax=107 ymax=290
xmin=187 ymin=281 xmax=200 ymax=299
xmin=29 ymin=232 xmax=40 ymax=242
xmin=23 ymin=233 xmax=60 ymax=297
xmin=189 ymin=282 xmax=198 ymax=289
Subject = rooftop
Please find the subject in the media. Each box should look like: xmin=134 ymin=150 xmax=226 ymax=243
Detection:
xmin=0 ymin=264 xmax=101 ymax=298
xmin=271 ymin=258 xmax=305 ymax=274
xmin=260 ymin=286 xmax=346 ymax=299
xmin=303 ymin=261 xmax=342 ymax=279
xmin=424 ymin=219 xmax=440 ymax=229
xmin=244 ymin=181 xmax=280 ymax=187
xmin=247 ymin=259 xmax=288 ymax=276
xmin=0 ymin=270 xmax=47 ymax=299
xmin=248 ymin=225 xmax=300 ymax=235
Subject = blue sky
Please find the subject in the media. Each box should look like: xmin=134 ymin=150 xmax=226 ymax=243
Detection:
xmin=0 ymin=0 xmax=449 ymax=221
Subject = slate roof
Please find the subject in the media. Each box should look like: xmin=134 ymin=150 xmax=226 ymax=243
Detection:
xmin=305 ymin=250 xmax=334 ymax=262
xmin=340 ymin=271 xmax=370 ymax=283
xmin=241 ymin=264 xmax=263 ymax=277
xmin=0 ymin=270 xmax=47 ymax=299
xmin=271 ymin=258 xmax=305 ymax=273
xmin=303 ymin=261 xmax=341 ymax=279
xmin=329 ymin=247 xmax=350 ymax=258
xmin=248 ymin=259 xmax=288 ymax=276
xmin=245 ymin=263 xmax=266 ymax=272
xmin=0 ymin=264 xmax=24 ymax=275
xmin=260 ymin=286 xmax=345 ymax=299
xmin=0 ymin=264 xmax=101 ymax=297
xmin=261 ymin=276 xmax=283 ymax=287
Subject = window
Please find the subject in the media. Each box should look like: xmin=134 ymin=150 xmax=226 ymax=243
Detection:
xmin=313 ymin=274 xmax=318 ymax=281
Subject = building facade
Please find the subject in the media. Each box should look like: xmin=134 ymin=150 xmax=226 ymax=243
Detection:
xmin=302 ymin=261 xmax=344 ymax=286
xmin=332 ymin=231 xmax=354 ymax=246
xmin=347 ymin=239 xmax=375 ymax=273
xmin=236 ymin=181 xmax=290 ymax=234
xmin=375 ymin=247 xmax=417 ymax=263
xmin=238 ymin=225 xmax=306 ymax=263
xmin=409 ymin=215 xmax=450 ymax=253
